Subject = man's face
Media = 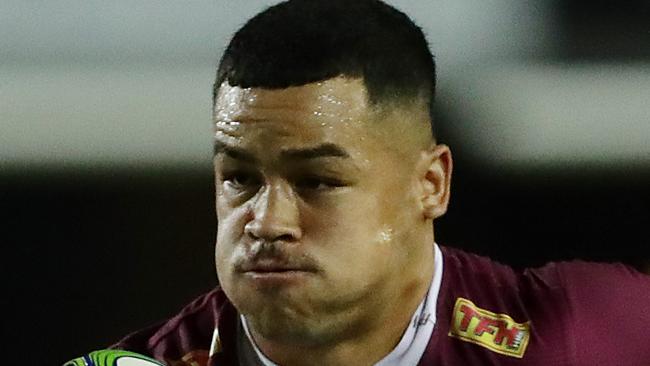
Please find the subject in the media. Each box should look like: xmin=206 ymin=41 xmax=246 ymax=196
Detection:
xmin=213 ymin=77 xmax=428 ymax=343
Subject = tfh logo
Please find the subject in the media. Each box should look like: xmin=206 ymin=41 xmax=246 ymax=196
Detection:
xmin=448 ymin=298 xmax=530 ymax=358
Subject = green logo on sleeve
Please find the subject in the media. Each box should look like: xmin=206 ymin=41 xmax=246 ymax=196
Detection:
xmin=63 ymin=349 xmax=165 ymax=366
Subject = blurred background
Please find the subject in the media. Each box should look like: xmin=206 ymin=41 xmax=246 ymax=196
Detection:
xmin=2 ymin=0 xmax=649 ymax=363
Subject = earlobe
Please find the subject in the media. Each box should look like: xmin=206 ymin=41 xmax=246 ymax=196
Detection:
xmin=420 ymin=144 xmax=452 ymax=220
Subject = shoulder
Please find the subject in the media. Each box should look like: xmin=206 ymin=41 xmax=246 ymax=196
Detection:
xmin=435 ymin=246 xmax=650 ymax=364
xmin=440 ymin=245 xmax=535 ymax=294
xmin=433 ymin=246 xmax=569 ymax=363
xmin=112 ymin=287 xmax=237 ymax=363
xmin=440 ymin=245 xmax=649 ymax=301
xmin=542 ymin=259 xmax=650 ymax=324
xmin=551 ymin=260 xmax=650 ymax=364
xmin=439 ymin=245 xmax=567 ymax=323
xmin=550 ymin=259 xmax=650 ymax=295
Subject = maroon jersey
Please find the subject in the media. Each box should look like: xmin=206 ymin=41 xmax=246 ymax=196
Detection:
xmin=113 ymin=245 xmax=650 ymax=365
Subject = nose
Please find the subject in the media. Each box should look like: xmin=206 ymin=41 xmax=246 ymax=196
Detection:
xmin=244 ymin=180 xmax=302 ymax=242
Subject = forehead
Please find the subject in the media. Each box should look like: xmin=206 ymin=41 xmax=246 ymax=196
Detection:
xmin=213 ymin=78 xmax=372 ymax=147
xmin=214 ymin=77 xmax=368 ymax=122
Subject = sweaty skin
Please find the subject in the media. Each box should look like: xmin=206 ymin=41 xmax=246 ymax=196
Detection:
xmin=213 ymin=77 xmax=452 ymax=366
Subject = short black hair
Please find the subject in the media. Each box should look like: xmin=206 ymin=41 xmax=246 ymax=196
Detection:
xmin=215 ymin=0 xmax=436 ymax=130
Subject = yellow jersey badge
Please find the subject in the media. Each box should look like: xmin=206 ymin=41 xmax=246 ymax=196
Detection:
xmin=448 ymin=297 xmax=530 ymax=358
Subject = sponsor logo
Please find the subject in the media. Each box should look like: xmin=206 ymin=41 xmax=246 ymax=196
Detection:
xmin=448 ymin=298 xmax=530 ymax=358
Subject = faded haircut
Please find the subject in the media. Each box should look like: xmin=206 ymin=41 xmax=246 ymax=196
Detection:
xmin=214 ymin=0 xmax=436 ymax=134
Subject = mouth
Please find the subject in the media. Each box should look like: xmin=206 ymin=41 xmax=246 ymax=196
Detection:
xmin=238 ymin=260 xmax=316 ymax=286
xmin=241 ymin=270 xmax=314 ymax=289
xmin=245 ymin=268 xmax=309 ymax=274
xmin=239 ymin=258 xmax=315 ymax=273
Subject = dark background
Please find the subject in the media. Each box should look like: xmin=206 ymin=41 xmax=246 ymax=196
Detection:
xmin=3 ymin=0 xmax=649 ymax=364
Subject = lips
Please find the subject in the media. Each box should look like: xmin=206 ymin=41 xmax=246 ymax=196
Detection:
xmin=239 ymin=259 xmax=314 ymax=273
xmin=236 ymin=258 xmax=316 ymax=287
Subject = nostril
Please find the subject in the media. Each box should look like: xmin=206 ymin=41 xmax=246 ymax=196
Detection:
xmin=275 ymin=233 xmax=295 ymax=242
xmin=245 ymin=223 xmax=300 ymax=243
xmin=244 ymin=222 xmax=261 ymax=240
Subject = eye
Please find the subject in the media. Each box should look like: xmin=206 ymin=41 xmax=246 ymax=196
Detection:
xmin=294 ymin=176 xmax=344 ymax=191
xmin=223 ymin=170 xmax=261 ymax=189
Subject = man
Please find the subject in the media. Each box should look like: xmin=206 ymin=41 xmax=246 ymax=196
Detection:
xmin=71 ymin=0 xmax=650 ymax=365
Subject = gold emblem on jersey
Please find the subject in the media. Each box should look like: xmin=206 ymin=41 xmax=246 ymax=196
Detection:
xmin=448 ymin=297 xmax=531 ymax=358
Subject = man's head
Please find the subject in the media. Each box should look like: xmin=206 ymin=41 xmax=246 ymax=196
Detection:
xmin=212 ymin=0 xmax=452 ymax=352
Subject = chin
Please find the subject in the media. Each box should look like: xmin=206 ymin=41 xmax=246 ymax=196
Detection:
xmin=247 ymin=308 xmax=336 ymax=346
xmin=230 ymin=286 xmax=324 ymax=341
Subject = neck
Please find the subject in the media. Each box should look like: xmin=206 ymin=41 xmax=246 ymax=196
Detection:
xmin=250 ymin=234 xmax=436 ymax=366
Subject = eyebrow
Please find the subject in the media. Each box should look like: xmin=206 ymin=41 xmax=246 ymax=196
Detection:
xmin=213 ymin=141 xmax=350 ymax=162
xmin=281 ymin=144 xmax=350 ymax=160
xmin=214 ymin=141 xmax=258 ymax=163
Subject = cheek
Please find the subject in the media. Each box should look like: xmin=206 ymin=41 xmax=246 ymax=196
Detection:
xmin=307 ymin=197 xmax=393 ymax=271
xmin=307 ymin=183 xmax=414 ymax=275
xmin=215 ymin=208 xmax=251 ymax=298
xmin=305 ymin=197 xmax=373 ymax=244
xmin=215 ymin=205 xmax=249 ymax=264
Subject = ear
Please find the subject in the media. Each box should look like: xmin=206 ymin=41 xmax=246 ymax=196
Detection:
xmin=418 ymin=144 xmax=452 ymax=220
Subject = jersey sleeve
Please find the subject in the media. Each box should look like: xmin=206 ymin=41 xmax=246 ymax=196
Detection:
xmin=559 ymin=261 xmax=650 ymax=366
xmin=109 ymin=288 xmax=226 ymax=364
